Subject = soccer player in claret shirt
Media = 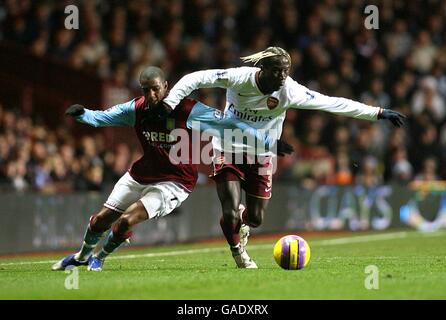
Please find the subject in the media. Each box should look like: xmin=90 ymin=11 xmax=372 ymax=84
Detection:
xmin=162 ymin=46 xmax=406 ymax=268
xmin=51 ymin=66 xmax=288 ymax=271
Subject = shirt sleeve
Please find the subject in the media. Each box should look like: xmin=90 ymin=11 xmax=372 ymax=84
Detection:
xmin=76 ymin=99 xmax=136 ymax=127
xmin=287 ymin=79 xmax=380 ymax=121
xmin=163 ymin=69 xmax=233 ymax=109
xmin=186 ymin=101 xmax=275 ymax=149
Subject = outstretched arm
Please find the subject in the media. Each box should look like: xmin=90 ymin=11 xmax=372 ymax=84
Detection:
xmin=163 ymin=69 xmax=232 ymax=109
xmin=287 ymin=80 xmax=405 ymax=126
xmin=65 ymin=100 xmax=136 ymax=127
xmin=186 ymin=101 xmax=294 ymax=155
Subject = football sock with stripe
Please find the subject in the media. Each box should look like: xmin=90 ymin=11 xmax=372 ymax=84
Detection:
xmin=75 ymin=214 xmax=107 ymax=262
xmin=95 ymin=227 xmax=133 ymax=260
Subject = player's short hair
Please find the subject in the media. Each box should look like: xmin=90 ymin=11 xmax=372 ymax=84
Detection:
xmin=140 ymin=66 xmax=166 ymax=82
xmin=240 ymin=47 xmax=291 ymax=67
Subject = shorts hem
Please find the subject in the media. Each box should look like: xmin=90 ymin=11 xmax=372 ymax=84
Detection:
xmin=209 ymin=167 xmax=245 ymax=181
xmin=246 ymin=192 xmax=272 ymax=200
xmin=104 ymin=203 xmax=126 ymax=213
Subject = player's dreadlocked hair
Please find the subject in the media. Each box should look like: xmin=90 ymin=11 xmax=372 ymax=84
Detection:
xmin=240 ymin=47 xmax=291 ymax=67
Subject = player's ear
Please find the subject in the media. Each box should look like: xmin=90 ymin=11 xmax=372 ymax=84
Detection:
xmin=163 ymin=81 xmax=168 ymax=90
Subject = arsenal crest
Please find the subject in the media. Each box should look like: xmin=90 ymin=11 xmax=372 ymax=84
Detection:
xmin=267 ymin=97 xmax=279 ymax=110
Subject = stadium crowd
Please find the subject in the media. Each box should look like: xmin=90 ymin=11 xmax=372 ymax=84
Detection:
xmin=1 ymin=0 xmax=446 ymax=192
xmin=0 ymin=102 xmax=142 ymax=192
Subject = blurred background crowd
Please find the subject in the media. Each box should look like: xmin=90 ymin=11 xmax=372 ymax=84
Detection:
xmin=1 ymin=0 xmax=446 ymax=193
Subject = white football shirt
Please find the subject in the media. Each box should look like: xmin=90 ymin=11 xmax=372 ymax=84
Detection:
xmin=164 ymin=67 xmax=381 ymax=155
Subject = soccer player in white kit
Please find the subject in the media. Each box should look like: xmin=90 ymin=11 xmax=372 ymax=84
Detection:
xmin=162 ymin=47 xmax=405 ymax=268
xmin=51 ymin=66 xmax=282 ymax=271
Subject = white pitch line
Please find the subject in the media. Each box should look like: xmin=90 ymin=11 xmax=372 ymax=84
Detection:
xmin=107 ymin=247 xmax=226 ymax=261
xmin=313 ymin=231 xmax=408 ymax=246
xmin=0 ymin=231 xmax=441 ymax=267
xmin=419 ymin=231 xmax=446 ymax=238
xmin=0 ymin=248 xmax=228 ymax=267
xmin=0 ymin=259 xmax=59 ymax=266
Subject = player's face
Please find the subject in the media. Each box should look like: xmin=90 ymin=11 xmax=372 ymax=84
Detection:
xmin=260 ymin=56 xmax=291 ymax=92
xmin=140 ymin=77 xmax=168 ymax=106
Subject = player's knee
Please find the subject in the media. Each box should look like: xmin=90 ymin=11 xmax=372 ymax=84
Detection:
xmin=90 ymin=212 xmax=110 ymax=232
xmin=113 ymin=216 xmax=131 ymax=236
xmin=248 ymin=209 xmax=264 ymax=228
xmin=93 ymin=208 xmax=122 ymax=231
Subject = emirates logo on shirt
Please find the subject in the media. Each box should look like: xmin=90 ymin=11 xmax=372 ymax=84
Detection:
xmin=267 ymin=97 xmax=279 ymax=110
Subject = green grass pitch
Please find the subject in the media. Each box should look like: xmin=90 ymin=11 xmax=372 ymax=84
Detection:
xmin=0 ymin=230 xmax=445 ymax=300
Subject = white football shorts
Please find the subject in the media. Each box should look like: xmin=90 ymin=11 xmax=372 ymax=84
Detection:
xmin=104 ymin=172 xmax=190 ymax=219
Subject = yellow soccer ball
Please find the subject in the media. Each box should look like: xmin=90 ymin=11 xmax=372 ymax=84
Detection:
xmin=273 ymin=235 xmax=311 ymax=270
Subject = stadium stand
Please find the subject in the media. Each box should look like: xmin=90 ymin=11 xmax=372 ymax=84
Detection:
xmin=1 ymin=0 xmax=446 ymax=193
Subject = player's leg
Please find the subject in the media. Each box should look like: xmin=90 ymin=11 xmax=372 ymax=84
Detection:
xmin=211 ymin=153 xmax=245 ymax=248
xmin=211 ymin=151 xmax=258 ymax=268
xmin=238 ymin=155 xmax=273 ymax=247
xmin=74 ymin=207 xmax=121 ymax=261
xmin=52 ymin=172 xmax=142 ymax=271
xmin=217 ymin=180 xmax=243 ymax=248
xmin=237 ymin=194 xmax=270 ymax=246
xmin=216 ymin=180 xmax=257 ymax=268
xmin=88 ymin=201 xmax=148 ymax=271
xmin=244 ymin=195 xmax=269 ymax=228
xmin=51 ymin=207 xmax=121 ymax=271
xmin=88 ymin=181 xmax=189 ymax=271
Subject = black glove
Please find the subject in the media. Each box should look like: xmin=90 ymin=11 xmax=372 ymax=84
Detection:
xmin=378 ymin=108 xmax=406 ymax=127
xmin=273 ymin=140 xmax=294 ymax=156
xmin=141 ymin=101 xmax=173 ymax=126
xmin=65 ymin=104 xmax=85 ymax=117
